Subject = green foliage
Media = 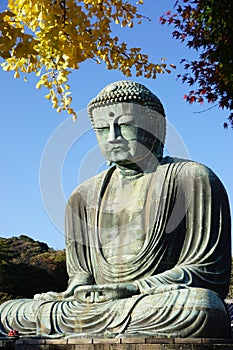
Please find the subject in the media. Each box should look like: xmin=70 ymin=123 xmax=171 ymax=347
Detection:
xmin=0 ymin=235 xmax=68 ymax=304
xmin=0 ymin=239 xmax=15 ymax=264
xmin=161 ymin=0 xmax=233 ymax=127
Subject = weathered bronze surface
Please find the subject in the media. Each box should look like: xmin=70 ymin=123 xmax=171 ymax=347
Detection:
xmin=0 ymin=81 xmax=231 ymax=338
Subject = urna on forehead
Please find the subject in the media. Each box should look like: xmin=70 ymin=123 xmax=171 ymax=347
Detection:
xmin=87 ymin=80 xmax=166 ymax=120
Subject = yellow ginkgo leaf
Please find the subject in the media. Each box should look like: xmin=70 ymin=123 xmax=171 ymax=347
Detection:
xmin=0 ymin=0 xmax=172 ymax=119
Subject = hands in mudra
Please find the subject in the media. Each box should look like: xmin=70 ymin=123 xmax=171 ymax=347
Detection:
xmin=34 ymin=283 xmax=139 ymax=303
xmin=74 ymin=283 xmax=139 ymax=303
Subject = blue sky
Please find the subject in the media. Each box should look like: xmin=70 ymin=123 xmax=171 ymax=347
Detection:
xmin=0 ymin=1 xmax=232 ymax=250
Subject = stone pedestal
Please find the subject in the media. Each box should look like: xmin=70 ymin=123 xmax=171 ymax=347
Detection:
xmin=1 ymin=337 xmax=233 ymax=350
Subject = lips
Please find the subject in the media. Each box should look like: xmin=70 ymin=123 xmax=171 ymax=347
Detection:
xmin=112 ymin=146 xmax=123 ymax=150
xmin=111 ymin=146 xmax=127 ymax=152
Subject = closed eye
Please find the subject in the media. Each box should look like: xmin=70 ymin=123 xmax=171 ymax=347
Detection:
xmin=119 ymin=122 xmax=137 ymax=127
xmin=95 ymin=127 xmax=110 ymax=134
xmin=119 ymin=124 xmax=137 ymax=139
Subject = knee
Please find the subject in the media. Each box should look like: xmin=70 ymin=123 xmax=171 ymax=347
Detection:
xmin=140 ymin=286 xmax=227 ymax=314
xmin=180 ymin=287 xmax=226 ymax=311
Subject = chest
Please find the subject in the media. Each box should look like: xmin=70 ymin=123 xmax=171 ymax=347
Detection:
xmin=98 ymin=174 xmax=153 ymax=263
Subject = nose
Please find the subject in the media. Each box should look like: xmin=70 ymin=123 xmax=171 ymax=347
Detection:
xmin=107 ymin=124 xmax=122 ymax=142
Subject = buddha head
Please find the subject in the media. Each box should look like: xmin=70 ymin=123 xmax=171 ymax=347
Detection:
xmin=87 ymin=80 xmax=166 ymax=167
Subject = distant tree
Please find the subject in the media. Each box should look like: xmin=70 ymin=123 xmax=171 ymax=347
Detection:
xmin=0 ymin=0 xmax=175 ymax=120
xmin=0 ymin=240 xmax=15 ymax=264
xmin=160 ymin=0 xmax=233 ymax=127
xmin=0 ymin=236 xmax=68 ymax=304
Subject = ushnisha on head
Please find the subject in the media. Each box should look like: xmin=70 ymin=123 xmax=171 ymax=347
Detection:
xmin=87 ymin=80 xmax=166 ymax=161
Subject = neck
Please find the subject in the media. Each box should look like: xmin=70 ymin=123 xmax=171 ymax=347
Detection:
xmin=115 ymin=153 xmax=161 ymax=177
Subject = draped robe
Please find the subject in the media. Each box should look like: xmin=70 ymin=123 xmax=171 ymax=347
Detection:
xmin=0 ymin=157 xmax=231 ymax=338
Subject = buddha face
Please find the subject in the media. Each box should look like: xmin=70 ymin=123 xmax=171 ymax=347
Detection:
xmin=92 ymin=103 xmax=158 ymax=166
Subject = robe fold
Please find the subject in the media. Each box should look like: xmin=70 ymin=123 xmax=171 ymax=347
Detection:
xmin=0 ymin=157 xmax=231 ymax=338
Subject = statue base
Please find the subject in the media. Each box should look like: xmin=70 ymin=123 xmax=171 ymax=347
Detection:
xmin=1 ymin=337 xmax=233 ymax=350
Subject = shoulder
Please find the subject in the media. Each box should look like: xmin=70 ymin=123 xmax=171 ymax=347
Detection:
xmin=161 ymin=156 xmax=218 ymax=179
xmin=162 ymin=157 xmax=226 ymax=192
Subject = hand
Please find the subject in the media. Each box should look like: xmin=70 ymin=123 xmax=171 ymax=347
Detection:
xmin=34 ymin=290 xmax=72 ymax=301
xmin=33 ymin=283 xmax=76 ymax=301
xmin=74 ymin=283 xmax=139 ymax=304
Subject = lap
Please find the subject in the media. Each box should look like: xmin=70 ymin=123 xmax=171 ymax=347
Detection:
xmin=0 ymin=287 xmax=230 ymax=338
